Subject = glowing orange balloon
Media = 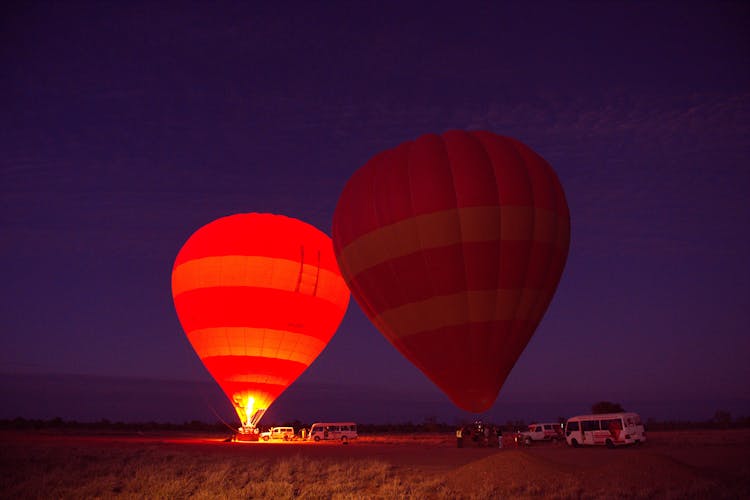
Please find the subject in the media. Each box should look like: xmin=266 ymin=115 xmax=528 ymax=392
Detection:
xmin=172 ymin=213 xmax=350 ymax=428
xmin=332 ymin=131 xmax=570 ymax=413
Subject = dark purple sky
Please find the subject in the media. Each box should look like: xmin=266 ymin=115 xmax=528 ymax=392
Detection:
xmin=2 ymin=1 xmax=749 ymax=425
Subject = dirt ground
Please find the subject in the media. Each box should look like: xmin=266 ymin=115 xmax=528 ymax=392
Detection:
xmin=2 ymin=429 xmax=749 ymax=498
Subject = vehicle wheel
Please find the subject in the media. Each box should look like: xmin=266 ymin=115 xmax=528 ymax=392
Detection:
xmin=341 ymin=436 xmax=348 ymax=445
xmin=605 ymin=439 xmax=614 ymax=449
xmin=571 ymin=439 xmax=579 ymax=448
xmin=263 ymin=436 xmax=269 ymax=442
xmin=314 ymin=436 xmax=320 ymax=442
xmin=283 ymin=435 xmax=289 ymax=441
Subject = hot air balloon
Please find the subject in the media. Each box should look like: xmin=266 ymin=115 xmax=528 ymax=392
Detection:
xmin=171 ymin=213 xmax=350 ymax=434
xmin=332 ymin=131 xmax=570 ymax=413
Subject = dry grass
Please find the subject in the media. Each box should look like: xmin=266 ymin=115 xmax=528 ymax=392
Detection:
xmin=444 ymin=449 xmax=738 ymax=499
xmin=1 ymin=442 xmax=440 ymax=499
xmin=2 ymin=430 xmax=749 ymax=499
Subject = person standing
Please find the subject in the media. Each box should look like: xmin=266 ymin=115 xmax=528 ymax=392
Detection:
xmin=497 ymin=426 xmax=503 ymax=449
xmin=456 ymin=427 xmax=463 ymax=448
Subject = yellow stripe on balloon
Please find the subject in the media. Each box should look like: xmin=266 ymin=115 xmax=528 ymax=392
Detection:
xmin=338 ymin=206 xmax=568 ymax=279
xmin=374 ymin=289 xmax=554 ymax=340
xmin=171 ymin=255 xmax=348 ymax=310
xmin=221 ymin=373 xmax=296 ymax=386
xmin=186 ymin=327 xmax=327 ymax=364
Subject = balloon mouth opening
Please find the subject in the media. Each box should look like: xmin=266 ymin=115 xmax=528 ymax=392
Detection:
xmin=448 ymin=390 xmax=497 ymax=414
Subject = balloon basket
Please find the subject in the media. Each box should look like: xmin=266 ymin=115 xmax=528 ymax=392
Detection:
xmin=234 ymin=427 xmax=260 ymax=442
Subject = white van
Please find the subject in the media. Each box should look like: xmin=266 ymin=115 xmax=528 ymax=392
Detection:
xmin=308 ymin=422 xmax=357 ymax=442
xmin=564 ymin=412 xmax=646 ymax=448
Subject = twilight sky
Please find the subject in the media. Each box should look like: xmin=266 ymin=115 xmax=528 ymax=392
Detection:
xmin=2 ymin=1 xmax=749 ymax=425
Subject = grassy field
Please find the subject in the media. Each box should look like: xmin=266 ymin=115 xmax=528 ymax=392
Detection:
xmin=1 ymin=439 xmax=445 ymax=499
xmin=2 ymin=430 xmax=749 ymax=499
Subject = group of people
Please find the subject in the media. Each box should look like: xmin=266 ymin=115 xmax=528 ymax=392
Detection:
xmin=455 ymin=422 xmax=504 ymax=449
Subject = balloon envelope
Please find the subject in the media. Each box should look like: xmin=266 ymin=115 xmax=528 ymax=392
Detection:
xmin=332 ymin=131 xmax=570 ymax=413
xmin=172 ymin=213 xmax=350 ymax=427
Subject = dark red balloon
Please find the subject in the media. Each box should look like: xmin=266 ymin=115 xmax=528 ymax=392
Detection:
xmin=332 ymin=131 xmax=570 ymax=412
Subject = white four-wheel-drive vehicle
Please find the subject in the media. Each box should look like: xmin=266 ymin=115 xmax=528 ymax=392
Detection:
xmin=260 ymin=426 xmax=295 ymax=441
xmin=516 ymin=422 xmax=564 ymax=445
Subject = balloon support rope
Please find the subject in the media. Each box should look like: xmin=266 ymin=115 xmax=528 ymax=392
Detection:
xmin=192 ymin=380 xmax=240 ymax=433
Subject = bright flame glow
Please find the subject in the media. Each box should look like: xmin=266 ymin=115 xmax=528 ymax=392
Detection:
xmin=245 ymin=397 xmax=254 ymax=427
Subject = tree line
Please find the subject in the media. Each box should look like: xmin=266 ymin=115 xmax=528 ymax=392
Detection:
xmin=2 ymin=413 xmax=748 ymax=433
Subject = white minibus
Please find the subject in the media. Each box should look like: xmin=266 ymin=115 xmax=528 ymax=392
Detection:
xmin=308 ymin=422 xmax=358 ymax=442
xmin=564 ymin=412 xmax=646 ymax=448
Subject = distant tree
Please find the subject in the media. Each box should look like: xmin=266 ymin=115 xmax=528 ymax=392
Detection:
xmin=591 ymin=401 xmax=624 ymax=414
xmin=712 ymin=410 xmax=731 ymax=428
xmin=422 ymin=416 xmax=439 ymax=432
xmin=504 ymin=419 xmax=526 ymax=432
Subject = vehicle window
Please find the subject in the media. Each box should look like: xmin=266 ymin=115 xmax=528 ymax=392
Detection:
xmin=535 ymin=426 xmax=542 ymax=432
xmin=581 ymin=420 xmax=599 ymax=431
xmin=566 ymin=421 xmax=579 ymax=431
xmin=601 ymin=420 xmax=617 ymax=430
xmin=602 ymin=420 xmax=617 ymax=430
